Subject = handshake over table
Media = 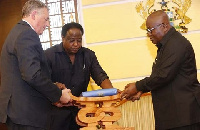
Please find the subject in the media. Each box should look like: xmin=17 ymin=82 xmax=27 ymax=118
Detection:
xmin=53 ymin=82 xmax=143 ymax=107
xmin=53 ymin=82 xmax=73 ymax=107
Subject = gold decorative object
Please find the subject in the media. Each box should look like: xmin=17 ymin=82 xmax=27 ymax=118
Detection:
xmin=70 ymin=93 xmax=134 ymax=130
xmin=135 ymin=0 xmax=155 ymax=30
xmin=172 ymin=0 xmax=192 ymax=33
xmin=135 ymin=0 xmax=192 ymax=33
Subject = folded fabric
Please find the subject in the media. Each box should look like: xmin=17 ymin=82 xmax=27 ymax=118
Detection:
xmin=81 ymin=88 xmax=118 ymax=97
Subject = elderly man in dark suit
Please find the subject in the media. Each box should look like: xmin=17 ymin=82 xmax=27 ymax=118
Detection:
xmin=121 ymin=10 xmax=200 ymax=130
xmin=0 ymin=0 xmax=71 ymax=130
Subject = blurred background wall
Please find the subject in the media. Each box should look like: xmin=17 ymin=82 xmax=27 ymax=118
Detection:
xmin=0 ymin=1 xmax=27 ymax=129
xmin=79 ymin=1 xmax=200 ymax=129
xmin=80 ymin=0 xmax=200 ymax=90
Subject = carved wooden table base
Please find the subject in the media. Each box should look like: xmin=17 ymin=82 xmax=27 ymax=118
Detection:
xmin=70 ymin=93 xmax=134 ymax=130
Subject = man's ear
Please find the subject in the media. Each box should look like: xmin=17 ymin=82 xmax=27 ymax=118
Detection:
xmin=62 ymin=36 xmax=65 ymax=41
xmin=30 ymin=10 xmax=37 ymax=20
xmin=163 ymin=23 xmax=169 ymax=32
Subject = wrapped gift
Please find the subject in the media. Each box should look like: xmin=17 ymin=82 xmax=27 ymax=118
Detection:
xmin=81 ymin=88 xmax=118 ymax=97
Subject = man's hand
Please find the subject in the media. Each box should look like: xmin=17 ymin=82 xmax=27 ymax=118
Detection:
xmin=128 ymin=91 xmax=143 ymax=102
xmin=53 ymin=88 xmax=72 ymax=107
xmin=60 ymin=88 xmax=72 ymax=104
xmin=53 ymin=102 xmax=64 ymax=107
xmin=120 ymin=82 xmax=138 ymax=100
xmin=55 ymin=82 xmax=66 ymax=90
xmin=53 ymin=101 xmax=74 ymax=107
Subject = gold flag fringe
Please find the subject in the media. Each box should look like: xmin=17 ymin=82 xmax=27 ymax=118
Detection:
xmin=116 ymin=94 xmax=155 ymax=130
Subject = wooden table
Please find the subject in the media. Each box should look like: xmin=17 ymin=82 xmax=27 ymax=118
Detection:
xmin=70 ymin=93 xmax=134 ymax=130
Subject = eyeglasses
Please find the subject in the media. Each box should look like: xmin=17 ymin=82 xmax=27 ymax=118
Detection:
xmin=146 ymin=23 xmax=164 ymax=33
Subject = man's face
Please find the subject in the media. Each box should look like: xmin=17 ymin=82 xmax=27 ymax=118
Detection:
xmin=62 ymin=28 xmax=82 ymax=55
xmin=34 ymin=8 xmax=50 ymax=35
xmin=146 ymin=19 xmax=165 ymax=44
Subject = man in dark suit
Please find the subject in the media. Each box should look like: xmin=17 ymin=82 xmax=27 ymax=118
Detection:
xmin=121 ymin=10 xmax=200 ymax=130
xmin=0 ymin=0 xmax=71 ymax=130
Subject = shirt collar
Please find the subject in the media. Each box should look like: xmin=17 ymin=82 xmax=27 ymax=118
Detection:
xmin=159 ymin=27 xmax=176 ymax=46
xmin=22 ymin=19 xmax=35 ymax=31
xmin=55 ymin=43 xmax=65 ymax=52
xmin=155 ymin=27 xmax=176 ymax=50
xmin=156 ymin=42 xmax=162 ymax=50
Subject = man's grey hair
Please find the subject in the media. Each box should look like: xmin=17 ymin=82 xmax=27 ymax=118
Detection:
xmin=22 ymin=0 xmax=48 ymax=18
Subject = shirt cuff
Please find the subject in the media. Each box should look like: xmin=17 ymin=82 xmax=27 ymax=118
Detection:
xmin=136 ymin=80 xmax=145 ymax=92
